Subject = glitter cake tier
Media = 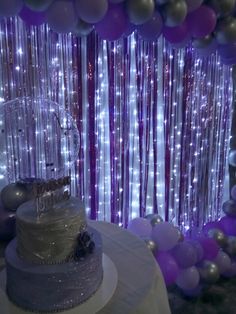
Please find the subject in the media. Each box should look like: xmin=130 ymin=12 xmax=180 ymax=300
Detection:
xmin=16 ymin=197 xmax=87 ymax=264
xmin=5 ymin=227 xmax=103 ymax=313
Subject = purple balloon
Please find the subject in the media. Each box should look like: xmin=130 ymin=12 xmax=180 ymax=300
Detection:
xmin=203 ymin=221 xmax=223 ymax=235
xmin=163 ymin=22 xmax=188 ymax=44
xmin=95 ymin=4 xmax=128 ymax=41
xmin=185 ymin=0 xmax=203 ymax=13
xmin=151 ymin=222 xmax=179 ymax=251
xmin=186 ymin=5 xmax=217 ymax=38
xmin=0 ymin=205 xmax=16 ymax=241
xmin=127 ymin=217 xmax=152 ymax=238
xmin=137 ymin=11 xmax=163 ymax=41
xmin=47 ymin=1 xmax=77 ymax=33
xmin=213 ymin=251 xmax=231 ymax=274
xmin=19 ymin=6 xmax=46 ymax=26
xmin=219 ymin=216 xmax=236 ymax=236
xmin=198 ymin=237 xmax=219 ymax=260
xmin=0 ymin=0 xmax=23 ymax=17
xmin=176 ymin=266 xmax=200 ymax=290
xmin=75 ymin=0 xmax=108 ymax=24
xmin=155 ymin=251 xmax=179 ymax=286
xmin=171 ymin=242 xmax=197 ymax=268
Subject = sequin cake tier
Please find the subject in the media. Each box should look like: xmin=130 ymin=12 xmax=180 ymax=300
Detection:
xmin=5 ymin=197 xmax=103 ymax=312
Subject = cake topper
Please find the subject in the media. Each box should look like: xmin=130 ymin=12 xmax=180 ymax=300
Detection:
xmin=32 ymin=176 xmax=71 ymax=217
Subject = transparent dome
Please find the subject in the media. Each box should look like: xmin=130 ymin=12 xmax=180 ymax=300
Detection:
xmin=0 ymin=97 xmax=80 ymax=182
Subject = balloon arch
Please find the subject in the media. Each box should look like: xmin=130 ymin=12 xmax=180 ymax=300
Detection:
xmin=0 ymin=0 xmax=236 ymax=65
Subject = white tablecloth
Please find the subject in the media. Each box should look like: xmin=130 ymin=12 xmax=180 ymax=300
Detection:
xmin=89 ymin=221 xmax=171 ymax=314
xmin=0 ymin=221 xmax=171 ymax=314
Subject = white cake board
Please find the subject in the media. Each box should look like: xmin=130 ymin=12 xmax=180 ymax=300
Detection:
xmin=0 ymin=254 xmax=118 ymax=314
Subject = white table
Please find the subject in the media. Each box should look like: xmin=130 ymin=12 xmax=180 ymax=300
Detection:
xmin=89 ymin=221 xmax=171 ymax=314
xmin=0 ymin=221 xmax=171 ymax=314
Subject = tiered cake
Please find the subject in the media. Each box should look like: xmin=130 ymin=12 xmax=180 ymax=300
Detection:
xmin=5 ymin=177 xmax=103 ymax=312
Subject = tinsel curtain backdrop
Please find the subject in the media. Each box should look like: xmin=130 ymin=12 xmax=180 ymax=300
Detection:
xmin=0 ymin=18 xmax=233 ymax=230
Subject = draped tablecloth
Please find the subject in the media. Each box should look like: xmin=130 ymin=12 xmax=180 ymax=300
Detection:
xmin=89 ymin=220 xmax=171 ymax=314
xmin=0 ymin=221 xmax=171 ymax=314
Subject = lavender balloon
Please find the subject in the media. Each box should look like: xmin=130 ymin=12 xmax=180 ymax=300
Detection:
xmin=75 ymin=0 xmax=108 ymax=24
xmin=19 ymin=6 xmax=46 ymax=26
xmin=127 ymin=217 xmax=152 ymax=238
xmin=213 ymin=251 xmax=231 ymax=274
xmin=188 ymin=240 xmax=204 ymax=263
xmin=95 ymin=4 xmax=128 ymax=41
xmin=171 ymin=242 xmax=197 ymax=268
xmin=176 ymin=266 xmax=200 ymax=290
xmin=47 ymin=1 xmax=77 ymax=33
xmin=0 ymin=0 xmax=23 ymax=17
xmin=137 ymin=11 xmax=163 ymax=41
xmin=151 ymin=222 xmax=179 ymax=251
xmin=186 ymin=5 xmax=217 ymax=38
xmin=155 ymin=251 xmax=179 ymax=286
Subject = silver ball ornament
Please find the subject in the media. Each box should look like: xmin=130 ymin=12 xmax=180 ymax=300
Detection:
xmin=1 ymin=182 xmax=30 ymax=211
xmin=145 ymin=213 xmax=163 ymax=226
xmin=208 ymin=228 xmax=227 ymax=248
xmin=164 ymin=0 xmax=187 ymax=27
xmin=216 ymin=17 xmax=236 ymax=45
xmin=126 ymin=0 xmax=155 ymax=25
xmin=144 ymin=239 xmax=158 ymax=253
xmin=199 ymin=260 xmax=220 ymax=284
xmin=24 ymin=0 xmax=54 ymax=12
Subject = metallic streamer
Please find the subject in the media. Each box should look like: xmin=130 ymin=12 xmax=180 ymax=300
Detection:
xmin=0 ymin=17 xmax=233 ymax=229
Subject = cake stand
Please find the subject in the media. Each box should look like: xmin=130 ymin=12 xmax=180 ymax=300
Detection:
xmin=0 ymin=254 xmax=118 ymax=314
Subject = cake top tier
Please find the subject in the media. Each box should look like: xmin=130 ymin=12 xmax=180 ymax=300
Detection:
xmin=16 ymin=196 xmax=84 ymax=224
xmin=31 ymin=176 xmax=71 ymax=217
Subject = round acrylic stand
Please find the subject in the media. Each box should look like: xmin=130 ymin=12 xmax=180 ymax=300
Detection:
xmin=0 ymin=254 xmax=118 ymax=314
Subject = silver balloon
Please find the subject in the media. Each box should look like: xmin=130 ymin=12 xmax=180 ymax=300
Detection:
xmin=225 ymin=236 xmax=236 ymax=256
xmin=164 ymin=0 xmax=187 ymax=27
xmin=192 ymin=35 xmax=213 ymax=49
xmin=199 ymin=261 xmax=220 ymax=284
xmin=216 ymin=17 xmax=236 ymax=45
xmin=208 ymin=228 xmax=227 ymax=248
xmin=209 ymin=0 xmax=235 ymax=16
xmin=73 ymin=19 xmax=94 ymax=37
xmin=144 ymin=239 xmax=158 ymax=253
xmin=223 ymin=199 xmax=236 ymax=217
xmin=145 ymin=213 xmax=163 ymax=226
xmin=24 ymin=0 xmax=54 ymax=12
xmin=1 ymin=182 xmax=30 ymax=211
xmin=126 ymin=0 xmax=155 ymax=25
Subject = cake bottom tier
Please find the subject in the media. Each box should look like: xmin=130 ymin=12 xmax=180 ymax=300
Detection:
xmin=5 ymin=227 xmax=103 ymax=313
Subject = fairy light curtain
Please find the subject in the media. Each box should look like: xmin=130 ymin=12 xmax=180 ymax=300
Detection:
xmin=0 ymin=17 xmax=233 ymax=229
